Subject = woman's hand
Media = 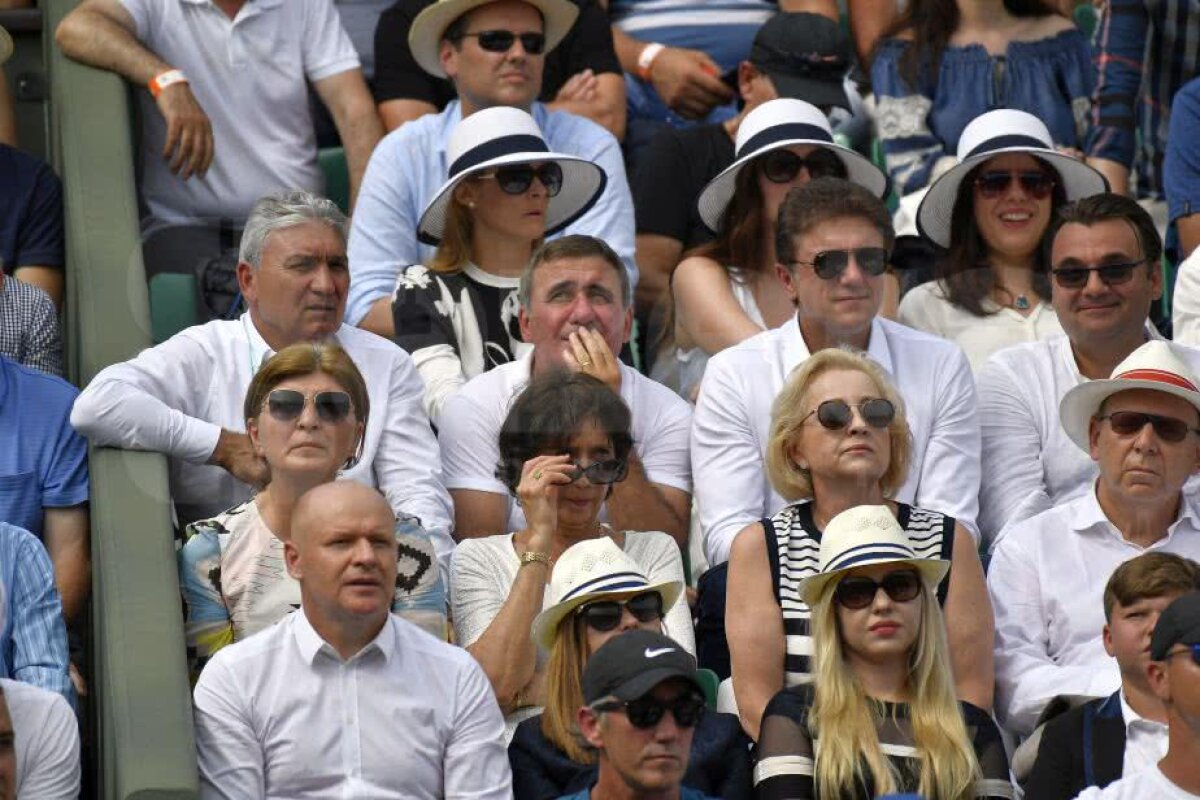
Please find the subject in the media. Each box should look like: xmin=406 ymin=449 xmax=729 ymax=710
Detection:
xmin=517 ymin=454 xmax=575 ymax=550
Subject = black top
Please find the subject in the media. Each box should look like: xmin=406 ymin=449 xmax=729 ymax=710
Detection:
xmin=755 ymin=684 xmax=1014 ymax=800
xmin=631 ymin=122 xmax=734 ymax=246
xmin=1023 ymin=692 xmax=1126 ymax=800
xmin=372 ymin=0 xmax=621 ymax=108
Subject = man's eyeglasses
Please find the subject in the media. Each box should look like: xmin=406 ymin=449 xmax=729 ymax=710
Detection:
xmin=1096 ymin=411 xmax=1200 ymax=444
xmin=478 ymin=163 xmax=563 ymax=197
xmin=790 ymin=247 xmax=889 ymax=280
xmin=569 ymin=458 xmax=628 ymax=485
xmin=974 ymin=169 xmax=1056 ymax=200
xmin=802 ymin=398 xmax=895 ymax=431
xmin=452 ymin=30 xmax=546 ymax=54
xmin=591 ymin=691 xmax=706 ymax=729
xmin=758 ymin=148 xmax=846 ymax=184
xmin=265 ymin=389 xmax=353 ymax=423
xmin=1050 ymin=260 xmax=1146 ymax=289
xmin=834 ymin=569 xmax=923 ymax=610
xmin=576 ymin=591 xmax=663 ymax=633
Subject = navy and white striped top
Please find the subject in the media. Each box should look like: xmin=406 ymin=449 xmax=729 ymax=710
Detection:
xmin=764 ymin=501 xmax=954 ymax=688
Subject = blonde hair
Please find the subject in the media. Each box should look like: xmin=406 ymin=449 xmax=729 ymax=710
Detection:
xmin=766 ymin=348 xmax=912 ymax=502
xmin=808 ymin=576 xmax=980 ymax=799
xmin=429 ymin=194 xmax=475 ymax=273
xmin=541 ymin=615 xmax=596 ymax=764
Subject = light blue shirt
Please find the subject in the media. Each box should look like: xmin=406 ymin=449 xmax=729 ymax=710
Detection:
xmin=346 ymin=101 xmax=637 ymax=326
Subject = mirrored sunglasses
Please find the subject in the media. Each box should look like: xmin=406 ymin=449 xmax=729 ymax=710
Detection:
xmin=1051 ymin=261 xmax=1143 ymax=289
xmin=834 ymin=569 xmax=922 ymax=610
xmin=576 ymin=590 xmax=664 ymax=633
xmin=793 ymin=247 xmax=889 ymax=280
xmin=1097 ymin=411 xmax=1200 ymax=444
xmin=592 ymin=691 xmax=706 ymax=729
xmin=266 ymin=389 xmax=353 ymax=423
xmin=803 ymin=398 xmax=895 ymax=431
xmin=974 ymin=170 xmax=1055 ymax=200
xmin=454 ymin=29 xmax=546 ymax=54
xmin=481 ymin=163 xmax=564 ymax=197
xmin=758 ymin=148 xmax=846 ymax=184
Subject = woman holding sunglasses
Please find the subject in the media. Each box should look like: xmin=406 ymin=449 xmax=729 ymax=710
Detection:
xmin=509 ymin=537 xmax=753 ymax=799
xmin=393 ymin=106 xmax=606 ymax=423
xmin=753 ymin=504 xmax=1012 ymax=800
xmin=724 ymin=348 xmax=993 ymax=741
xmin=655 ymin=99 xmax=889 ymax=400
xmin=899 ymin=110 xmax=1108 ymax=371
xmin=451 ymin=371 xmax=692 ymax=742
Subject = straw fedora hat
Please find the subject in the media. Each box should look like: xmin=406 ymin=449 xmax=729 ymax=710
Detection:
xmin=530 ymin=537 xmax=683 ymax=651
xmin=916 ymin=108 xmax=1108 ymax=249
xmin=416 ymin=106 xmax=606 ymax=245
xmin=0 ymin=25 xmax=12 ymax=67
xmin=408 ymin=0 xmax=579 ymax=79
xmin=796 ymin=505 xmax=950 ymax=607
xmin=695 ymin=98 xmax=887 ymax=234
xmin=1059 ymin=340 xmax=1200 ymax=452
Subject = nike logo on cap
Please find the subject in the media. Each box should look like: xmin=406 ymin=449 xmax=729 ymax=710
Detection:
xmin=644 ymin=647 xmax=675 ymax=658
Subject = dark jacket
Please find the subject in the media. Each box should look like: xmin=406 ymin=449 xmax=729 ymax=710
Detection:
xmin=1024 ymin=692 xmax=1126 ymax=800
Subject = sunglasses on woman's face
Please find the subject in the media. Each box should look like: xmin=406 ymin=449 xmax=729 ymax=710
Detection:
xmin=834 ymin=569 xmax=922 ymax=610
xmin=791 ymin=247 xmax=889 ymax=280
xmin=759 ymin=148 xmax=846 ymax=184
xmin=802 ymin=398 xmax=895 ymax=431
xmin=591 ymin=691 xmax=706 ymax=729
xmin=1097 ymin=411 xmax=1200 ymax=444
xmin=265 ymin=389 xmax=353 ymax=423
xmin=453 ymin=29 xmax=547 ymax=54
xmin=974 ymin=169 xmax=1056 ymax=200
xmin=481 ymin=163 xmax=564 ymax=197
xmin=577 ymin=590 xmax=664 ymax=632
xmin=1050 ymin=260 xmax=1144 ymax=289
xmin=568 ymin=458 xmax=628 ymax=485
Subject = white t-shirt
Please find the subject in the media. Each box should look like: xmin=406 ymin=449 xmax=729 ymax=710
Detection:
xmin=1120 ymin=692 xmax=1169 ymax=778
xmin=1074 ymin=766 xmax=1200 ymax=799
xmin=120 ymin=0 xmax=359 ymax=223
xmin=0 ymin=679 xmax=80 ymax=800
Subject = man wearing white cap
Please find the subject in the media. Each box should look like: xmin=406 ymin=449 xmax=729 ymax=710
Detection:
xmin=347 ymin=0 xmax=637 ymax=338
xmin=989 ymin=340 xmax=1200 ymax=740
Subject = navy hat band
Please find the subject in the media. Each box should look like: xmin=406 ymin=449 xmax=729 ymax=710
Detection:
xmin=965 ymin=133 xmax=1049 ymax=160
xmin=449 ymin=134 xmax=549 ymax=177
xmin=739 ymin=122 xmax=834 ymax=158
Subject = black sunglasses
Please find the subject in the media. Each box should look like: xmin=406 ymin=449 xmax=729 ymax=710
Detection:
xmin=592 ymin=691 xmax=706 ymax=729
xmin=759 ymin=148 xmax=846 ymax=184
xmin=453 ymin=29 xmax=546 ymax=54
xmin=792 ymin=247 xmax=889 ymax=280
xmin=265 ymin=389 xmax=353 ymax=423
xmin=1163 ymin=643 xmax=1200 ymax=666
xmin=834 ymin=569 xmax=923 ymax=610
xmin=481 ymin=163 xmax=563 ymax=197
xmin=803 ymin=398 xmax=895 ymax=431
xmin=974 ymin=169 xmax=1056 ymax=200
xmin=577 ymin=591 xmax=664 ymax=633
xmin=1051 ymin=260 xmax=1145 ymax=289
xmin=568 ymin=458 xmax=628 ymax=485
xmin=1097 ymin=411 xmax=1200 ymax=444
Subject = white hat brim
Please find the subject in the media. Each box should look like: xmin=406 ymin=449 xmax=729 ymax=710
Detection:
xmin=917 ymin=147 xmax=1109 ymax=249
xmin=408 ymin=0 xmax=579 ymax=79
xmin=417 ymin=152 xmax=607 ymax=245
xmin=696 ymin=139 xmax=888 ymax=233
xmin=530 ymin=579 xmax=684 ymax=652
xmin=1059 ymin=379 xmax=1200 ymax=452
xmin=797 ymin=555 xmax=950 ymax=608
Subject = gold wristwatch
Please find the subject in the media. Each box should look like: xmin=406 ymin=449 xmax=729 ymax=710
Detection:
xmin=519 ymin=551 xmax=551 ymax=568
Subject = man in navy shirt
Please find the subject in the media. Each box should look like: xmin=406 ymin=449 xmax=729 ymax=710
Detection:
xmin=0 ymin=144 xmax=65 ymax=309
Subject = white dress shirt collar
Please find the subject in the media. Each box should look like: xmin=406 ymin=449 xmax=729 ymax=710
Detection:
xmin=291 ymin=608 xmax=395 ymax=667
xmin=1071 ymin=483 xmax=1200 ymax=543
xmin=1119 ymin=690 xmax=1167 ymax=734
xmin=784 ymin=315 xmax=894 ymax=374
xmin=240 ymin=312 xmax=353 ymax=372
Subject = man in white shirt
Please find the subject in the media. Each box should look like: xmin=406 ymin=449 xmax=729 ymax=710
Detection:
xmin=978 ymin=193 xmax=1200 ymax=549
xmin=1074 ymin=591 xmax=1200 ymax=799
xmin=193 ymin=481 xmax=511 ymax=798
xmin=71 ymin=191 xmax=455 ymax=570
xmin=437 ymin=235 xmax=692 ymax=546
xmin=693 ymin=176 xmax=980 ymax=567
xmin=0 ymin=679 xmax=80 ymax=800
xmin=989 ymin=340 xmax=1200 ymax=739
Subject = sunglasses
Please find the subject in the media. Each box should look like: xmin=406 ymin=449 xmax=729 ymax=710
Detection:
xmin=577 ymin=591 xmax=664 ymax=633
xmin=1097 ymin=411 xmax=1200 ymax=444
xmin=834 ymin=569 xmax=923 ymax=610
xmin=758 ymin=148 xmax=846 ymax=184
xmin=568 ymin=458 xmax=628 ymax=485
xmin=265 ymin=389 xmax=353 ymax=423
xmin=453 ymin=29 xmax=546 ymax=54
xmin=974 ymin=170 xmax=1056 ymax=200
xmin=1163 ymin=643 xmax=1200 ymax=666
xmin=803 ymin=398 xmax=895 ymax=431
xmin=592 ymin=691 xmax=706 ymax=730
xmin=1050 ymin=260 xmax=1144 ymax=289
xmin=479 ymin=163 xmax=564 ymax=197
xmin=791 ymin=247 xmax=889 ymax=280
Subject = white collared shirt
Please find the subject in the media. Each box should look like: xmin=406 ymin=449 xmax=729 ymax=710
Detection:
xmin=193 ymin=610 xmax=511 ymax=799
xmin=1074 ymin=766 xmax=1200 ymax=799
xmin=1120 ymin=691 xmax=1169 ymax=778
xmin=692 ymin=314 xmax=981 ymax=566
xmin=988 ymin=487 xmax=1200 ymax=738
xmin=70 ymin=314 xmax=455 ymax=571
xmin=0 ymin=679 xmax=80 ymax=800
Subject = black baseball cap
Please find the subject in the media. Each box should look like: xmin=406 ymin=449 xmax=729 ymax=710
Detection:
xmin=1150 ymin=591 xmax=1200 ymax=660
xmin=749 ymin=13 xmax=851 ymax=111
xmin=582 ymin=630 xmax=701 ymax=705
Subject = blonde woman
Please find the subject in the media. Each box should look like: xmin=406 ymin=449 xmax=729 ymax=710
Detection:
xmin=753 ymin=505 xmax=1012 ymax=799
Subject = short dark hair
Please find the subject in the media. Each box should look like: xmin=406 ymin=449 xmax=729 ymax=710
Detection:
xmin=519 ymin=235 xmax=632 ymax=309
xmin=1103 ymin=552 xmax=1200 ymax=622
xmin=775 ymin=177 xmax=895 ymax=267
xmin=496 ymin=371 xmax=633 ymax=494
xmin=1045 ymin=192 xmax=1163 ymax=270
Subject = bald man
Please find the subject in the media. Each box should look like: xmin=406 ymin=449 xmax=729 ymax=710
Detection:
xmin=193 ymin=482 xmax=512 ymax=799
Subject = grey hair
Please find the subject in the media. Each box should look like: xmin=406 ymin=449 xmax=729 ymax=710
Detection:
xmin=238 ymin=190 xmax=349 ymax=270
xmin=518 ymin=235 xmax=632 ymax=310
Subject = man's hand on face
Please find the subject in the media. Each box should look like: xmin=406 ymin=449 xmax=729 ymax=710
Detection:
xmin=648 ymin=46 xmax=733 ymax=121
xmin=566 ymin=328 xmax=621 ymax=393
xmin=209 ymin=430 xmax=271 ymax=490
xmin=156 ymin=82 xmax=214 ymax=180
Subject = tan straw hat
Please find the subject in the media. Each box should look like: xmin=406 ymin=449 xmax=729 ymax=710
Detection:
xmin=0 ymin=26 xmax=13 ymax=67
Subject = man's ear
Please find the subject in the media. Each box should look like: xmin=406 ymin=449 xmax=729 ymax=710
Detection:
xmin=1147 ymin=660 xmax=1170 ymax=702
xmin=440 ymin=39 xmax=459 ymax=80
xmin=1102 ymin=623 xmax=1115 ymax=658
xmin=237 ymin=261 xmax=257 ymax=301
xmin=1088 ymin=416 xmax=1103 ymax=462
xmin=578 ymin=707 xmax=605 ymax=749
xmin=777 ymin=263 xmax=799 ymax=305
xmin=284 ymin=540 xmax=303 ymax=581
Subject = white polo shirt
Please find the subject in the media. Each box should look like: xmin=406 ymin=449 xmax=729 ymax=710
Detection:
xmin=693 ymin=315 xmax=981 ymax=567
xmin=0 ymin=679 xmax=80 ymax=800
xmin=1074 ymin=766 xmax=1200 ymax=799
xmin=121 ymin=0 xmax=359 ymax=224
xmin=437 ymin=353 xmax=693 ymax=533
xmin=988 ymin=487 xmax=1200 ymax=738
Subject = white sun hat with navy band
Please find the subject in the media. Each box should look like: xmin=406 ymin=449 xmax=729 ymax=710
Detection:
xmin=917 ymin=108 xmax=1108 ymax=249
xmin=796 ymin=505 xmax=950 ymax=607
xmin=417 ymin=106 xmax=606 ymax=246
xmin=1059 ymin=340 xmax=1200 ymax=452
xmin=409 ymin=0 xmax=579 ymax=78
xmin=696 ymin=98 xmax=887 ymax=233
xmin=530 ymin=537 xmax=684 ymax=651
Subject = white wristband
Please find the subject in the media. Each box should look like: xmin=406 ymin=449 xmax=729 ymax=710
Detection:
xmin=636 ymin=43 xmax=665 ymax=81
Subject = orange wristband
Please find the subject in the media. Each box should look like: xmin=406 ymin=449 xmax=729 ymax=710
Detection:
xmin=149 ymin=69 xmax=187 ymax=98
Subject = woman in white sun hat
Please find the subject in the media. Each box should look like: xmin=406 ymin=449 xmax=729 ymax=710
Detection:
xmin=898 ymin=109 xmax=1108 ymax=372
xmin=654 ymin=98 xmax=891 ymax=401
xmin=391 ymin=105 xmax=605 ymax=424
xmin=753 ymin=504 xmax=1013 ymax=800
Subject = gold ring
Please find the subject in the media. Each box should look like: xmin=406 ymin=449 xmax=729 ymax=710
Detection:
xmin=579 ymin=359 xmax=592 ymax=367
xmin=533 ymin=469 xmax=543 ymax=480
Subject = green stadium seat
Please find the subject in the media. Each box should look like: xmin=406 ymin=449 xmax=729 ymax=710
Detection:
xmin=319 ymin=146 xmax=351 ymax=213
xmin=1074 ymin=3 xmax=1098 ymax=39
xmin=148 ymin=273 xmax=199 ymax=343
xmin=696 ymin=667 xmax=721 ymax=710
